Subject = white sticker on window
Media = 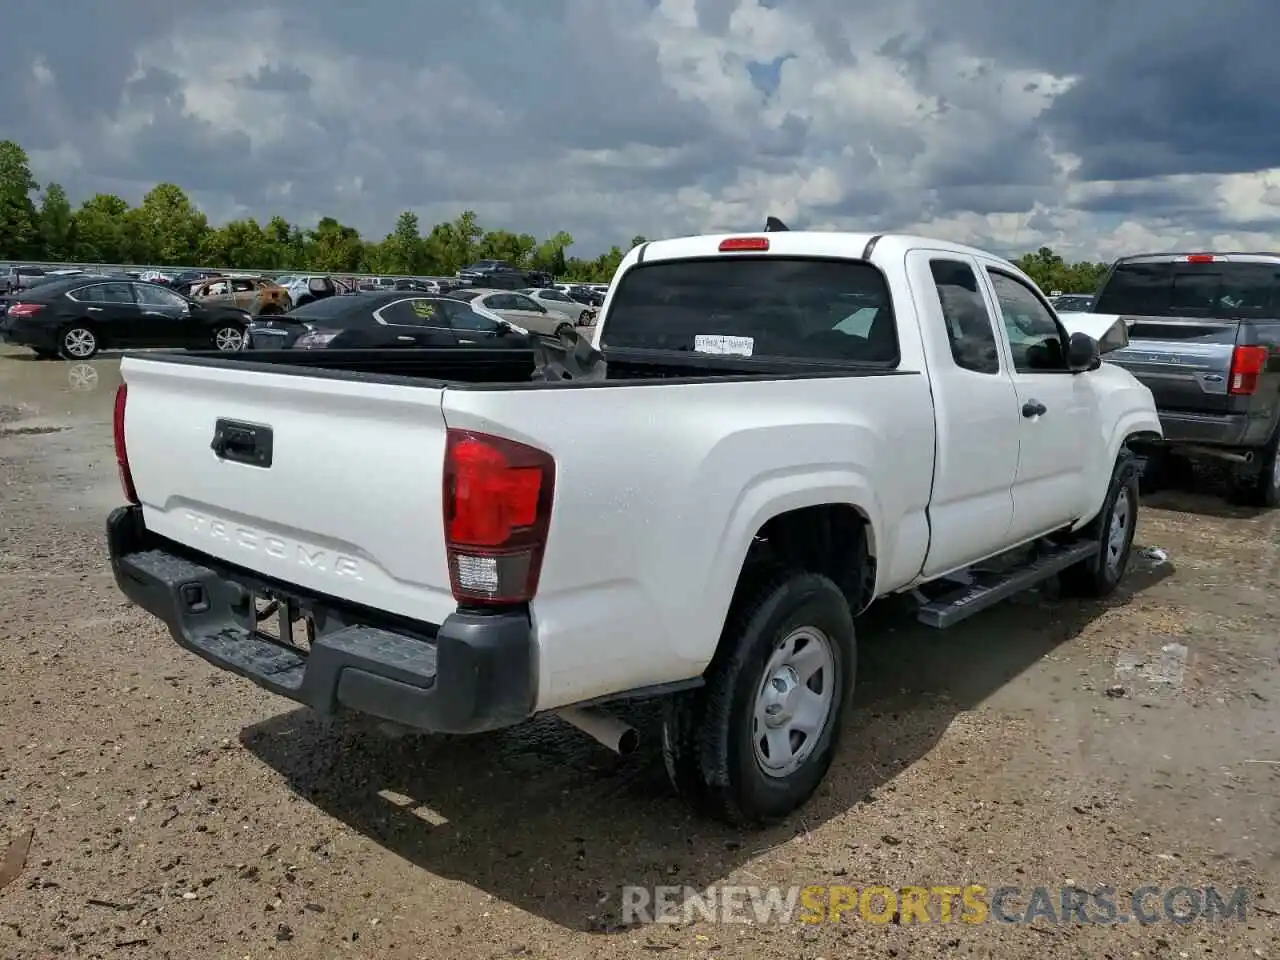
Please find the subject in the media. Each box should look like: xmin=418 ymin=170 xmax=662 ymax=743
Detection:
xmin=694 ymin=335 xmax=754 ymax=356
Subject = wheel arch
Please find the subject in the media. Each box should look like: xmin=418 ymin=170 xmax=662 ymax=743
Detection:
xmin=708 ymin=488 xmax=881 ymax=669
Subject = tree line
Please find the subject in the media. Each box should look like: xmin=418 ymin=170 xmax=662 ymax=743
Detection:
xmin=0 ymin=140 xmax=1108 ymax=290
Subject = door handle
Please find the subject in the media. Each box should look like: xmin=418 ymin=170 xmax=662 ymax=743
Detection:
xmin=87 ymin=307 xmax=102 ymax=312
xmin=1022 ymin=400 xmax=1047 ymax=418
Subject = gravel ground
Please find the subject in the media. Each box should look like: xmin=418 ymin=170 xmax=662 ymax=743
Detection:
xmin=1 ymin=349 xmax=1277 ymax=959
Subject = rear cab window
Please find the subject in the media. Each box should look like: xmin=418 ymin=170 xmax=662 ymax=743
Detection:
xmin=601 ymin=256 xmax=899 ymax=365
xmin=1095 ymin=258 xmax=1280 ymax=326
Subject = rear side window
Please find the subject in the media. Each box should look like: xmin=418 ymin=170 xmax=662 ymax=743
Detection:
xmin=1095 ymin=260 xmax=1280 ymax=318
xmin=929 ymin=259 xmax=999 ymax=374
xmin=603 ymin=257 xmax=898 ymax=365
xmin=285 ymin=297 xmax=356 ymax=322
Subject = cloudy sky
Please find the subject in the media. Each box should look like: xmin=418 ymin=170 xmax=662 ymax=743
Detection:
xmin=3 ymin=0 xmax=1279 ymax=261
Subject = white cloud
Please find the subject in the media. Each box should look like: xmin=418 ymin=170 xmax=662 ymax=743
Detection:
xmin=1 ymin=0 xmax=1277 ymax=262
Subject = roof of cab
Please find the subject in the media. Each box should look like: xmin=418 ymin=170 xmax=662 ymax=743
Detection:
xmin=634 ymin=231 xmax=1020 ymax=270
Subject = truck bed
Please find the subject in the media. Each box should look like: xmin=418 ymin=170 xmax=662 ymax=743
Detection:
xmin=117 ymin=343 xmax=934 ymax=708
xmin=150 ymin=345 xmax=907 ymax=387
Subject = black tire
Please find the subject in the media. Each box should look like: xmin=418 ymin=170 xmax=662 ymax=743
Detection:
xmin=1060 ymin=451 xmax=1140 ymax=598
xmin=578 ymin=311 xmax=590 ymax=325
xmin=555 ymin=322 xmax=574 ymax=338
xmin=661 ymin=571 xmax=856 ymax=827
xmin=1228 ymin=434 xmax=1280 ymax=508
xmin=58 ymin=324 xmax=99 ymax=360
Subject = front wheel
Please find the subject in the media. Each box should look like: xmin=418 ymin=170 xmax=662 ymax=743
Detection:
xmin=213 ymin=325 xmax=245 ymax=351
xmin=1060 ymin=451 xmax=1140 ymax=597
xmin=662 ymin=571 xmax=855 ymax=827
xmin=555 ymin=322 xmax=575 ymax=339
xmin=59 ymin=325 xmax=99 ymax=360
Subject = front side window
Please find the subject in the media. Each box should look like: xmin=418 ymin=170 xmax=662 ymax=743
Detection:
xmin=986 ymin=270 xmax=1067 ymax=372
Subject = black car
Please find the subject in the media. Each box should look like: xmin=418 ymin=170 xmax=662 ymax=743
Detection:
xmin=244 ymin=291 xmax=531 ymax=350
xmin=567 ymin=285 xmax=605 ymax=308
xmin=0 ymin=275 xmax=253 ymax=359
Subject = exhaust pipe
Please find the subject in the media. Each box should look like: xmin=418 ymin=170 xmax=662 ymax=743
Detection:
xmin=555 ymin=707 xmax=638 ymax=755
xmin=1174 ymin=444 xmax=1254 ymax=464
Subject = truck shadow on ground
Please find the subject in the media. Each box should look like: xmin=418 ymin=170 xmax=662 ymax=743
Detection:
xmin=241 ymin=555 xmax=1172 ymax=933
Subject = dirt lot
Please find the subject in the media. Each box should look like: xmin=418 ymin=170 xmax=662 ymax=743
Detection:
xmin=1 ymin=348 xmax=1277 ymax=959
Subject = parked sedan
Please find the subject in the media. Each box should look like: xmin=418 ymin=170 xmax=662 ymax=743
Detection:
xmin=0 ymin=276 xmax=253 ymax=359
xmin=188 ymin=276 xmax=293 ymax=315
xmin=446 ymin=288 xmax=577 ymax=337
xmin=244 ymin=291 xmax=530 ymax=350
xmin=517 ymin=287 xmax=596 ymax=325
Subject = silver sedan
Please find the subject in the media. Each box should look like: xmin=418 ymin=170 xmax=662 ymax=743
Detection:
xmin=518 ymin=288 xmax=596 ymax=326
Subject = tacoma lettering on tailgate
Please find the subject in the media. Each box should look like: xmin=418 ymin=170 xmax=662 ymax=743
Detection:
xmin=183 ymin=510 xmax=363 ymax=580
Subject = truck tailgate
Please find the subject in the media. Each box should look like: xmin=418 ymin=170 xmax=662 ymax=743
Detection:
xmin=1105 ymin=317 xmax=1240 ymax=413
xmin=120 ymin=355 xmax=458 ymax=626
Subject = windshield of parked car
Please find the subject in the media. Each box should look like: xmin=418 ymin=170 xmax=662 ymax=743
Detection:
xmin=601 ymin=256 xmax=899 ymax=365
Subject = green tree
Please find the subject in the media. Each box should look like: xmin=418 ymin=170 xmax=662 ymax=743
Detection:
xmin=385 ymin=211 xmax=424 ymax=274
xmin=200 ymin=218 xmax=273 ymax=268
xmin=134 ymin=183 xmax=210 ymax=264
xmin=308 ymin=217 xmax=364 ymax=272
xmin=38 ymin=183 xmax=74 ymax=261
xmin=0 ymin=140 xmax=40 ymax=260
xmin=71 ymin=193 xmax=130 ymax=263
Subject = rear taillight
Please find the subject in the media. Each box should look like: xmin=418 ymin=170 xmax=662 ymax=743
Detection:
xmin=8 ymin=302 xmax=43 ymax=317
xmin=1229 ymin=345 xmax=1268 ymax=395
xmin=443 ymin=429 xmax=555 ymax=605
xmin=113 ymin=384 xmax=139 ymax=504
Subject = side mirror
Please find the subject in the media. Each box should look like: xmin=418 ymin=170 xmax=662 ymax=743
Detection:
xmin=1067 ymin=331 xmax=1101 ymax=372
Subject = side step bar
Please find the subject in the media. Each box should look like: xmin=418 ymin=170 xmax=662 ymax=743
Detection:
xmin=916 ymin=540 xmax=1097 ymax=629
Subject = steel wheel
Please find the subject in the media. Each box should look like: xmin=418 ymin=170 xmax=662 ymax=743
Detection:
xmin=1104 ymin=487 xmax=1131 ymax=578
xmin=752 ymin=626 xmax=837 ymax=779
xmin=214 ymin=326 xmax=244 ymax=351
xmin=61 ymin=327 xmax=98 ymax=359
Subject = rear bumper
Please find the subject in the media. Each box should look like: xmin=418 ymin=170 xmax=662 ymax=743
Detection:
xmin=0 ymin=316 xmax=58 ymax=351
xmin=107 ymin=505 xmax=537 ymax=734
xmin=1138 ymin=409 xmax=1272 ymax=451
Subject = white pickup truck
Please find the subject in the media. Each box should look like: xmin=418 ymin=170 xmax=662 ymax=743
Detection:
xmin=107 ymin=226 xmax=1161 ymax=826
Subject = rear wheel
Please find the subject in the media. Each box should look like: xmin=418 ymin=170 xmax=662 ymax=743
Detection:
xmin=578 ymin=311 xmax=590 ymax=325
xmin=661 ymin=571 xmax=855 ymax=827
xmin=58 ymin=325 xmax=99 ymax=360
xmin=555 ymin=322 xmax=574 ymax=338
xmin=213 ymin=325 xmax=245 ymax=351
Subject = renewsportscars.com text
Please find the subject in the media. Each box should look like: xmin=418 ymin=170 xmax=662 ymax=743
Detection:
xmin=621 ymin=884 xmax=1251 ymax=925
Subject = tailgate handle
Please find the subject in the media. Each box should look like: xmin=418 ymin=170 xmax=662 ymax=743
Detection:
xmin=211 ymin=419 xmax=273 ymax=468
